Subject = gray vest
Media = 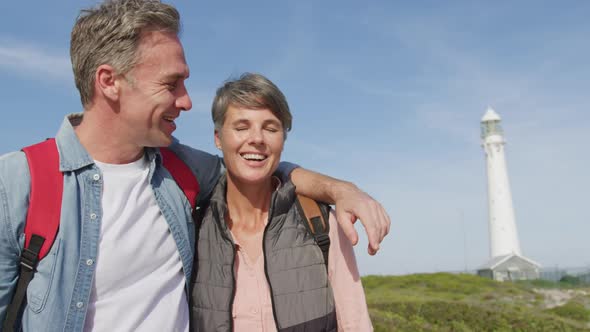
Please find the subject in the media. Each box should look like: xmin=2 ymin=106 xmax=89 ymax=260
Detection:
xmin=189 ymin=175 xmax=336 ymax=331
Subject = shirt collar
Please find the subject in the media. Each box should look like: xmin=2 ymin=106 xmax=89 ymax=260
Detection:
xmin=55 ymin=113 xmax=164 ymax=172
xmin=54 ymin=113 xmax=94 ymax=172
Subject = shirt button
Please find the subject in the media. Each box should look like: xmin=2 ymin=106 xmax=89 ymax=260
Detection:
xmin=76 ymin=302 xmax=84 ymax=308
xmin=90 ymin=213 xmax=97 ymax=220
xmin=93 ymin=174 xmax=100 ymax=181
xmin=251 ymin=308 xmax=258 ymax=314
xmin=86 ymin=259 xmax=94 ymax=266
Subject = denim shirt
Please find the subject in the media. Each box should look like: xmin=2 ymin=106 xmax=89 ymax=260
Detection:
xmin=0 ymin=114 xmax=226 ymax=331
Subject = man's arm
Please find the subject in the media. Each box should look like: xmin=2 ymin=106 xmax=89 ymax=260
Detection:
xmin=0 ymin=155 xmax=25 ymax=323
xmin=290 ymin=167 xmax=390 ymax=255
xmin=168 ymin=142 xmax=223 ymax=207
xmin=174 ymin=146 xmax=391 ymax=254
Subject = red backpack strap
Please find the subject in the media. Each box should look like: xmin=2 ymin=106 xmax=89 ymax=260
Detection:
xmin=2 ymin=139 xmax=63 ymax=331
xmin=160 ymin=147 xmax=200 ymax=211
xmin=22 ymin=138 xmax=63 ymax=260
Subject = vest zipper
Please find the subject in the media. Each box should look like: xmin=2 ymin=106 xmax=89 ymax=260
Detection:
xmin=219 ymin=207 xmax=237 ymax=332
xmin=229 ymin=244 xmax=237 ymax=332
xmin=263 ymin=193 xmax=281 ymax=331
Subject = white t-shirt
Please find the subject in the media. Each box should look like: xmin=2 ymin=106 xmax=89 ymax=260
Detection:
xmin=83 ymin=156 xmax=188 ymax=332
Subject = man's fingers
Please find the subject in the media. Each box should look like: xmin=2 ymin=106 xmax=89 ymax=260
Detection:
xmin=367 ymin=227 xmax=381 ymax=255
xmin=333 ymin=187 xmax=391 ymax=255
xmin=381 ymin=207 xmax=391 ymax=237
xmin=358 ymin=200 xmax=381 ymax=254
xmin=336 ymin=210 xmax=359 ymax=246
xmin=374 ymin=204 xmax=389 ymax=242
xmin=368 ymin=245 xmax=377 ymax=256
xmin=361 ymin=201 xmax=390 ymax=255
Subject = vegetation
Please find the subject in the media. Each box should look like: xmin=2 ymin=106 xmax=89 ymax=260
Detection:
xmin=362 ymin=273 xmax=590 ymax=331
xmin=559 ymin=275 xmax=584 ymax=287
xmin=547 ymin=301 xmax=589 ymax=322
xmin=517 ymin=275 xmax=588 ymax=289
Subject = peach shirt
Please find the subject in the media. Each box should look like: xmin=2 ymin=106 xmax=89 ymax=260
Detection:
xmin=230 ymin=211 xmax=373 ymax=331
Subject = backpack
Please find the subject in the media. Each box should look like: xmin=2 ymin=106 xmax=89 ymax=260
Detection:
xmin=2 ymin=138 xmax=330 ymax=331
xmin=2 ymin=139 xmax=199 ymax=331
xmin=295 ymin=194 xmax=331 ymax=270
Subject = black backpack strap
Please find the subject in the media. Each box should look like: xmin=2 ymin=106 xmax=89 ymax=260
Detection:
xmin=295 ymin=194 xmax=330 ymax=270
xmin=2 ymin=235 xmax=45 ymax=331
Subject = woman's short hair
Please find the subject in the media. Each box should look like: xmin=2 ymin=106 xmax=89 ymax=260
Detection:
xmin=211 ymin=73 xmax=292 ymax=139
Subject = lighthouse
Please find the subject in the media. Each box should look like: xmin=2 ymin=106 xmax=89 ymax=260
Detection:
xmin=478 ymin=107 xmax=540 ymax=281
xmin=481 ymin=107 xmax=521 ymax=257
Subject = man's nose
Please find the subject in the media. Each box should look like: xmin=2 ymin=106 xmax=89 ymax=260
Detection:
xmin=177 ymin=85 xmax=192 ymax=111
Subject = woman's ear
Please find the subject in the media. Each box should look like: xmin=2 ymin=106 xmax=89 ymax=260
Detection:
xmin=214 ymin=129 xmax=222 ymax=150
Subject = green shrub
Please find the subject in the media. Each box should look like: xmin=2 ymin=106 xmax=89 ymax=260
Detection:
xmin=363 ymin=273 xmax=590 ymax=331
xmin=560 ymin=275 xmax=582 ymax=286
xmin=547 ymin=301 xmax=590 ymax=322
xmin=516 ymin=279 xmax=559 ymax=289
xmin=370 ymin=300 xmax=586 ymax=331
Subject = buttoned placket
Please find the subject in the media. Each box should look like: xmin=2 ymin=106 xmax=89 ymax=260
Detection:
xmin=148 ymin=152 xmax=195 ymax=294
xmin=232 ymin=240 xmax=266 ymax=328
xmin=65 ymin=168 xmax=102 ymax=330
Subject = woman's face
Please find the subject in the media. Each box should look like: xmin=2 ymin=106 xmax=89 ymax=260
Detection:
xmin=215 ymin=104 xmax=285 ymax=186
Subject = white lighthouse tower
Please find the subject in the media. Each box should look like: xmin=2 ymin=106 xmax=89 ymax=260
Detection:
xmin=480 ymin=107 xmax=521 ymax=257
xmin=478 ymin=107 xmax=540 ymax=281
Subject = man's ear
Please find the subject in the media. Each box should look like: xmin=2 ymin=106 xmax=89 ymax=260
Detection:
xmin=95 ymin=64 xmax=120 ymax=102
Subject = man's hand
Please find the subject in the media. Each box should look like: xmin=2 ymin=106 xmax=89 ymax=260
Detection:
xmin=289 ymin=167 xmax=391 ymax=255
xmin=332 ymin=182 xmax=390 ymax=255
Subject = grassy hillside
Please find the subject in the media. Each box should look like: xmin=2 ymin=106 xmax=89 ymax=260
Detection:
xmin=362 ymin=273 xmax=590 ymax=331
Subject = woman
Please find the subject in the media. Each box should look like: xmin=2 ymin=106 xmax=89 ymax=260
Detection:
xmin=190 ymin=73 xmax=372 ymax=331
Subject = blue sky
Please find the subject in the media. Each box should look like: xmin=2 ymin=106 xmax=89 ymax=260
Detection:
xmin=1 ymin=1 xmax=589 ymax=275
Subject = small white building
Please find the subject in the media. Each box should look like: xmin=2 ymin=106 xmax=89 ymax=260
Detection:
xmin=477 ymin=254 xmax=541 ymax=282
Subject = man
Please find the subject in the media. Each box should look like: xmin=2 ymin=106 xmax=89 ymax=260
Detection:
xmin=0 ymin=0 xmax=390 ymax=331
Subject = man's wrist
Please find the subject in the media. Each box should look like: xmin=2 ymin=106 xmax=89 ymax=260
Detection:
xmin=328 ymin=179 xmax=357 ymax=204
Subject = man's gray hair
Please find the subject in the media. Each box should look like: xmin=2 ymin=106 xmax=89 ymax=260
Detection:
xmin=212 ymin=73 xmax=292 ymax=139
xmin=70 ymin=0 xmax=180 ymax=107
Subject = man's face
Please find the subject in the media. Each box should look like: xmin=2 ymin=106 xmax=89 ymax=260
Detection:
xmin=117 ymin=31 xmax=192 ymax=148
xmin=215 ymin=105 xmax=285 ymax=186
